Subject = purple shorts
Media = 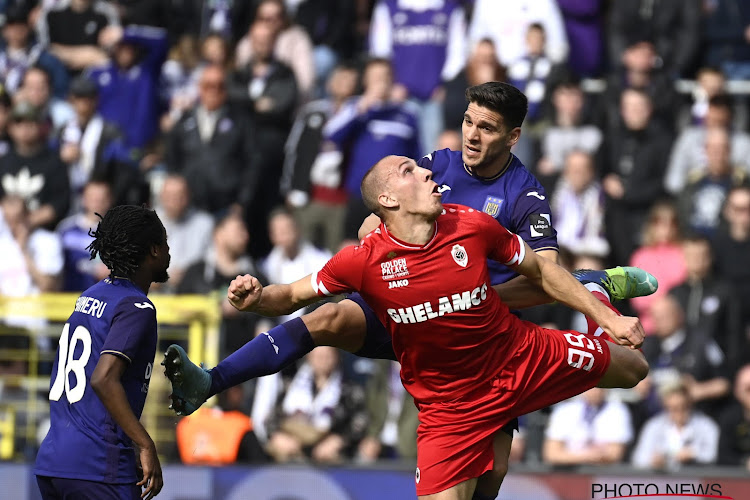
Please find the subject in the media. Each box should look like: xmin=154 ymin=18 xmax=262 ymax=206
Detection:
xmin=36 ymin=475 xmax=141 ymax=500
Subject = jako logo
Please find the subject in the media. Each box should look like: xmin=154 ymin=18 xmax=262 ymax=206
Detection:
xmin=389 ymin=279 xmax=409 ymax=289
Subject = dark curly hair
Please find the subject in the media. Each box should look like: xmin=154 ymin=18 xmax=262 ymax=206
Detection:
xmin=86 ymin=205 xmax=165 ymax=278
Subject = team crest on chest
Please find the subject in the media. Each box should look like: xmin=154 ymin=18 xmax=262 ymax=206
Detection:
xmin=482 ymin=196 xmax=503 ymax=218
xmin=451 ymin=244 xmax=468 ymax=267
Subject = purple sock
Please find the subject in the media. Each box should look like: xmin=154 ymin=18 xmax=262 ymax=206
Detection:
xmin=208 ymin=317 xmax=315 ymax=396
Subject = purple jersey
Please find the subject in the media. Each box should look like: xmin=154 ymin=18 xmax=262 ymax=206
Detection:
xmin=419 ymin=149 xmax=558 ymax=284
xmin=34 ymin=278 xmax=157 ymax=483
xmin=381 ymin=0 xmax=460 ymax=100
xmin=325 ymin=99 xmax=421 ymax=198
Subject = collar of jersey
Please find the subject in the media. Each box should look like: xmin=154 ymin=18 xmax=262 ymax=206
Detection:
xmin=111 ymin=276 xmax=135 ymax=285
xmin=463 ymin=153 xmax=514 ymax=181
xmin=109 ymin=276 xmax=141 ymax=292
xmin=381 ymin=221 xmax=439 ymax=249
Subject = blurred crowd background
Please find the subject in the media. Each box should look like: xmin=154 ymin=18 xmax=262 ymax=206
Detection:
xmin=1 ymin=0 xmax=750 ymax=474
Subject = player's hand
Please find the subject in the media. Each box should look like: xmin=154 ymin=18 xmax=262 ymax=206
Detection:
xmin=605 ymin=315 xmax=645 ymax=349
xmin=137 ymin=444 xmax=163 ymax=499
xmin=227 ymin=274 xmax=263 ymax=311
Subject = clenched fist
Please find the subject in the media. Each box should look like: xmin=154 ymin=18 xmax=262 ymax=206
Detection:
xmin=604 ymin=315 xmax=645 ymax=349
xmin=227 ymin=274 xmax=263 ymax=311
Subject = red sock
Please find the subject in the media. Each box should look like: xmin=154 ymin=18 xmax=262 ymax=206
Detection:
xmin=586 ymin=291 xmax=622 ymax=344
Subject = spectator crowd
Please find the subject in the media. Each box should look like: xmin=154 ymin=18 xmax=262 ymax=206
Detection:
xmin=0 ymin=0 xmax=750 ymax=472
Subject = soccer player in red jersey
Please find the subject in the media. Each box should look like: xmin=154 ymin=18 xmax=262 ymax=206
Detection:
xmin=218 ymin=155 xmax=648 ymax=499
xmin=164 ymin=83 xmax=657 ymax=500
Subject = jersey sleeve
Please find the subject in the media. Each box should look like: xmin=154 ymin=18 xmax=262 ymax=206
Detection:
xmin=417 ymin=151 xmax=436 ymax=170
xmin=417 ymin=148 xmax=449 ymax=173
xmin=100 ymin=298 xmax=157 ymax=363
xmin=476 ymin=211 xmax=526 ymax=267
xmin=510 ymin=186 xmax=558 ymax=253
xmin=311 ymin=244 xmax=368 ymax=297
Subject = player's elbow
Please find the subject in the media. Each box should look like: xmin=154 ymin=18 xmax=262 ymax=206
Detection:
xmin=90 ymin=372 xmax=106 ymax=396
xmin=90 ymin=365 xmax=113 ymax=396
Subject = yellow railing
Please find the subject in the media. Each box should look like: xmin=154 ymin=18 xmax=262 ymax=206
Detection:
xmin=0 ymin=293 xmax=221 ymax=461
xmin=0 ymin=405 xmax=14 ymax=460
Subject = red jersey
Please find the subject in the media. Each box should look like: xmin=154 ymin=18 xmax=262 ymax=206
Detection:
xmin=313 ymin=204 xmax=528 ymax=404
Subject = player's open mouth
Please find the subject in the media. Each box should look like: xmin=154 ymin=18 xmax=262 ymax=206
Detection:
xmin=431 ymin=184 xmax=441 ymax=196
xmin=464 ymin=145 xmax=480 ymax=157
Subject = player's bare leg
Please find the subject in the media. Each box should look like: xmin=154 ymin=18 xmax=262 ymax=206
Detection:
xmin=419 ymin=476 xmax=479 ymax=500
xmin=473 ymin=431 xmax=513 ymax=500
xmin=597 ymin=345 xmax=649 ymax=388
xmin=302 ymin=300 xmax=368 ymax=352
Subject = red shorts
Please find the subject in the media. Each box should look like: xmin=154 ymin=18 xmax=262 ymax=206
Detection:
xmin=414 ymin=322 xmax=611 ymax=496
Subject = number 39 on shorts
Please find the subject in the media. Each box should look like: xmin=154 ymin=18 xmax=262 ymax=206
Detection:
xmin=563 ymin=332 xmax=596 ymax=372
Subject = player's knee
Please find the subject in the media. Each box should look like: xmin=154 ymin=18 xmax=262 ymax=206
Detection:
xmin=305 ymin=301 xmax=367 ymax=352
xmin=621 ymin=349 xmax=649 ymax=388
xmin=604 ymin=346 xmax=649 ymax=389
xmin=479 ymin=465 xmax=507 ymax=495
xmin=304 ymin=302 xmax=344 ymax=345
xmin=321 ymin=301 xmax=351 ymax=333
xmin=632 ymin=351 xmax=649 ymax=385
xmin=491 ymin=458 xmax=509 ymax=480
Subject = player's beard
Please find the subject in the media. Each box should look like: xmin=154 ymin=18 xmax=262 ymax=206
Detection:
xmin=155 ymin=268 xmax=170 ymax=284
xmin=155 ymin=260 xmax=170 ymax=284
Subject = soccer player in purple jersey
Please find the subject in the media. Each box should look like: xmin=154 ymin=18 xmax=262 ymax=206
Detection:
xmin=35 ymin=205 xmax=170 ymax=500
xmin=164 ymin=82 xmax=657 ymax=500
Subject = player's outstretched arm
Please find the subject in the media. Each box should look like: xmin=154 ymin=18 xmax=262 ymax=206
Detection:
xmin=91 ymin=354 xmax=163 ymax=499
xmin=227 ymin=274 xmax=321 ymax=316
xmin=512 ymin=243 xmax=645 ymax=348
xmin=491 ymin=249 xmax=559 ymax=309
